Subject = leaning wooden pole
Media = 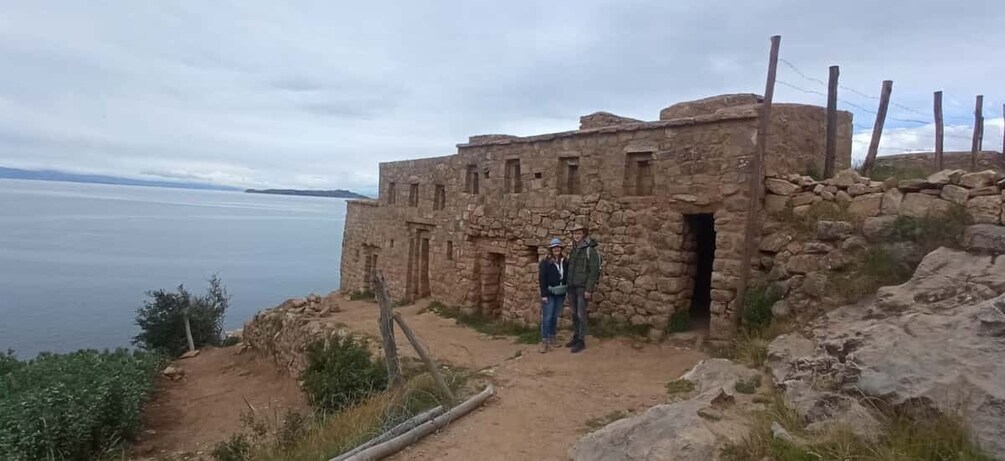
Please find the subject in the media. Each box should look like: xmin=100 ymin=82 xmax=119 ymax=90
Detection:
xmin=735 ymin=35 xmax=780 ymax=329
xmin=861 ymin=80 xmax=893 ymax=174
xmin=934 ymin=91 xmax=944 ymax=170
xmin=1001 ymin=103 xmax=1004 ymax=156
xmin=824 ymin=65 xmax=840 ymax=178
xmin=342 ymin=384 xmax=495 ymax=461
xmin=329 ymin=405 xmax=445 ymax=461
xmin=972 ymin=94 xmax=984 ymax=170
xmin=373 ymin=271 xmax=403 ymax=387
xmin=183 ymin=310 xmax=196 ymax=352
xmin=392 ymin=312 xmax=455 ymax=402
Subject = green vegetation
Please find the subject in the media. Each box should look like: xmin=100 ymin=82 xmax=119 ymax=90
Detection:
xmin=427 ymin=301 xmax=540 ymax=344
xmin=300 ymin=336 xmax=388 ymax=413
xmin=0 ymin=349 xmax=164 ymax=461
xmin=714 ymin=284 xmax=789 ymax=368
xmin=733 ymin=375 xmax=762 ymax=395
xmin=666 ymin=309 xmax=691 ymax=334
xmin=741 ymin=284 xmax=780 ymax=332
xmin=133 ymin=275 xmax=230 ymax=357
xmin=722 ymin=391 xmax=994 ymax=461
xmin=588 ymin=317 xmax=651 ymax=339
xmin=665 ymin=378 xmax=696 ymax=398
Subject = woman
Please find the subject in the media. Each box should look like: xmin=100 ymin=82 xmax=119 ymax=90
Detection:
xmin=538 ymin=237 xmax=568 ymax=353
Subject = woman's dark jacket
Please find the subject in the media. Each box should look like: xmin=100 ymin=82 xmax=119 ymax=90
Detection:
xmin=538 ymin=257 xmax=569 ymax=297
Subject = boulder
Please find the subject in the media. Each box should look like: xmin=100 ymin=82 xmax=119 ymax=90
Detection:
xmin=681 ymin=359 xmax=761 ymax=397
xmin=861 ymin=216 xmax=897 ymax=242
xmin=926 ymin=169 xmax=955 ymax=185
xmin=940 ymin=184 xmax=970 ymax=205
xmin=828 ymin=169 xmax=864 ymax=188
xmin=897 ymin=179 xmax=928 ymax=191
xmin=846 ymin=183 xmax=868 ymax=196
xmin=785 ymin=255 xmax=819 ymax=274
xmin=847 ymin=193 xmax=883 ymax=218
xmin=841 ymin=236 xmax=868 ymax=252
xmin=969 ymin=185 xmax=1001 ymax=197
xmin=765 ymin=178 xmax=801 ymax=196
xmin=759 ymin=233 xmax=792 ymax=253
xmin=802 ymin=242 xmax=833 ymax=254
xmin=769 ymin=248 xmax=1005 ymax=458
xmin=964 ymin=224 xmax=1005 ymax=253
xmin=835 ymin=190 xmax=852 ymax=206
xmin=966 ymin=195 xmax=1002 ymax=224
xmin=899 ymin=193 xmax=951 ymax=218
xmin=880 ymin=188 xmax=903 ymax=215
xmin=771 ymin=300 xmax=791 ymax=319
xmin=959 ymin=170 xmax=999 ymax=189
xmin=162 ymin=366 xmax=185 ymax=381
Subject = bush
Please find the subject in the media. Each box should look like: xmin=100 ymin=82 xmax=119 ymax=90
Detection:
xmin=212 ymin=433 xmax=252 ymax=461
xmin=300 ymin=336 xmax=388 ymax=413
xmin=134 ymin=275 xmax=230 ymax=357
xmin=0 ymin=350 xmax=20 ymax=377
xmin=741 ymin=284 xmax=779 ymax=333
xmin=0 ymin=349 xmax=163 ymax=461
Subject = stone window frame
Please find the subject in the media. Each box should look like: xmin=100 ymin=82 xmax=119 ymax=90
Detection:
xmin=504 ymin=159 xmax=523 ymax=194
xmin=408 ymin=183 xmax=419 ymax=207
xmin=465 ymin=164 xmax=480 ymax=194
xmin=446 ymin=240 xmax=454 ymax=260
xmin=557 ymin=156 xmax=582 ymax=195
xmin=624 ymin=151 xmax=655 ymax=196
xmin=433 ymin=184 xmax=446 ymax=210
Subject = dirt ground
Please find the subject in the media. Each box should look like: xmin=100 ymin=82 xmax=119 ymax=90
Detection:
xmin=134 ymin=299 xmax=707 ymax=460
xmin=132 ymin=347 xmax=308 ymax=459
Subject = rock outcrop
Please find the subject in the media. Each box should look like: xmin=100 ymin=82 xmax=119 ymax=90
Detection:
xmin=570 ymin=359 xmax=758 ymax=461
xmin=767 ymin=248 xmax=1005 ymax=458
xmin=242 ymin=291 xmax=345 ymax=375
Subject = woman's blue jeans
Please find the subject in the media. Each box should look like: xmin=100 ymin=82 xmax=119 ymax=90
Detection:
xmin=541 ymin=294 xmax=566 ymax=341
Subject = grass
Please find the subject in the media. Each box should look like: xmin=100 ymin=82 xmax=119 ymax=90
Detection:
xmin=665 ymin=378 xmax=696 ymax=399
xmin=348 ymin=289 xmax=375 ymax=301
xmin=583 ymin=409 xmax=632 ymax=432
xmin=219 ymin=371 xmax=467 ymax=461
xmin=427 ymin=301 xmax=540 ymax=344
xmin=721 ymin=390 xmax=995 ymax=461
xmin=666 ymin=308 xmax=691 ymax=334
xmin=588 ymin=317 xmax=652 ymax=339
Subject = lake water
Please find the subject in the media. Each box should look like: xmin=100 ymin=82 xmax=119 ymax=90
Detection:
xmin=0 ymin=179 xmax=345 ymax=358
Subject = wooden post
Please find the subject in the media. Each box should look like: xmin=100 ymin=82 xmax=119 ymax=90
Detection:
xmin=861 ymin=80 xmax=893 ymax=174
xmin=972 ymin=95 xmax=983 ymax=170
xmin=373 ymin=271 xmax=403 ymax=387
xmin=735 ymin=35 xmax=780 ymax=329
xmin=934 ymin=91 xmax=944 ymax=170
xmin=1002 ymin=103 xmax=1004 ymax=156
xmin=183 ymin=310 xmax=195 ymax=352
xmin=392 ymin=312 xmax=455 ymax=401
xmin=824 ymin=65 xmax=839 ymax=178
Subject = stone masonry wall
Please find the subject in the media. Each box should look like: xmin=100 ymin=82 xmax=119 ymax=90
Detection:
xmin=340 ymin=97 xmax=851 ymax=340
xmin=758 ymin=167 xmax=1005 ymax=318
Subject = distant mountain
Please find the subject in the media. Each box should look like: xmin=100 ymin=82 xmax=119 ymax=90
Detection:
xmin=245 ymin=188 xmax=369 ymax=199
xmin=0 ymin=167 xmax=239 ymax=191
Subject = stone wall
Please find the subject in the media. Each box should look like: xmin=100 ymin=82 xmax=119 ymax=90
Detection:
xmin=242 ymin=292 xmax=345 ymax=376
xmin=873 ymin=151 xmax=1005 ymax=175
xmin=758 ymin=167 xmax=1005 ymax=317
xmin=340 ymin=96 xmax=851 ymax=339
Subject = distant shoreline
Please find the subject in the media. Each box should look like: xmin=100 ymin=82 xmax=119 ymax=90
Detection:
xmin=245 ymin=188 xmax=369 ymax=199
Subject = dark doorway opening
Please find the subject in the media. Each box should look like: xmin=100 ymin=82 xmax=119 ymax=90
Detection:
xmin=479 ymin=252 xmax=505 ymax=316
xmin=685 ymin=213 xmax=715 ymax=330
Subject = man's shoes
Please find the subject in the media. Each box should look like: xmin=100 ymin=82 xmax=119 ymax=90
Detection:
xmin=539 ymin=341 xmax=549 ymax=354
xmin=565 ymin=338 xmax=578 ymax=348
xmin=571 ymin=340 xmax=585 ymax=353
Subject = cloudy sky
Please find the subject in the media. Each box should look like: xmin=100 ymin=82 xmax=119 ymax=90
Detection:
xmin=1 ymin=1 xmax=1002 ymax=194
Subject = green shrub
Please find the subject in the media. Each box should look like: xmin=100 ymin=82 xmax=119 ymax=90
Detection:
xmin=887 ymin=204 xmax=969 ymax=252
xmin=0 ymin=349 xmax=163 ymax=461
xmin=667 ymin=309 xmax=691 ymax=334
xmin=741 ymin=284 xmax=779 ymax=333
xmin=0 ymin=350 xmax=20 ymax=376
xmin=133 ymin=275 xmax=230 ymax=357
xmin=300 ymin=336 xmax=388 ymax=413
xmin=212 ymin=433 xmax=252 ymax=461
xmin=349 ymin=289 xmax=375 ymax=301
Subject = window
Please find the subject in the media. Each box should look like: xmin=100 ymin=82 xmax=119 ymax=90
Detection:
xmin=387 ymin=182 xmax=397 ymax=204
xmin=504 ymin=159 xmax=523 ymax=193
xmin=465 ymin=164 xmax=479 ymax=194
xmin=624 ymin=152 xmax=655 ymax=196
xmin=409 ymin=183 xmax=419 ymax=207
xmin=446 ymin=241 xmax=454 ymax=260
xmin=558 ymin=157 xmax=581 ymax=195
xmin=433 ymin=185 xmax=446 ymax=210
xmin=390 ymin=239 xmax=395 ymax=248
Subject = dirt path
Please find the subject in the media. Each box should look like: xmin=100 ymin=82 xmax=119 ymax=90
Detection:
xmin=132 ymin=347 xmax=308 ymax=459
xmin=326 ymin=299 xmax=707 ymax=461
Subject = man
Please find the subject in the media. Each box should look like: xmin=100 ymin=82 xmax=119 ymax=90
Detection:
xmin=565 ymin=223 xmax=601 ymax=353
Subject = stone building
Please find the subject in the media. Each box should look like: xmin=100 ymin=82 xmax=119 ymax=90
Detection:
xmin=340 ymin=94 xmax=852 ymax=339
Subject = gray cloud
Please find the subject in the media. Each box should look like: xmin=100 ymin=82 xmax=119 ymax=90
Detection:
xmin=0 ymin=0 xmax=1002 ymax=191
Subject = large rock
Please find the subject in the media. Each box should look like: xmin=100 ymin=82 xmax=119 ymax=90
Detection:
xmin=959 ymin=170 xmax=999 ymax=188
xmin=964 ymin=224 xmax=1005 ymax=253
xmin=861 ymin=216 xmax=897 ymax=242
xmin=940 ymin=184 xmax=970 ymax=205
xmin=768 ymin=248 xmax=1005 ymax=458
xmin=571 ymin=359 xmax=757 ymax=461
xmin=881 ymin=188 xmax=903 ymax=215
xmin=816 ymin=221 xmax=855 ymax=241
xmin=765 ymin=178 xmax=801 ymax=196
xmin=899 ymin=193 xmax=951 ymax=218
xmin=759 ymin=232 xmax=792 ymax=253
xmin=966 ymin=195 xmax=1002 ymax=224
xmin=785 ymin=255 xmax=820 ymax=274
xmin=828 ymin=169 xmax=865 ymax=188
xmin=847 ymin=193 xmax=882 ymax=218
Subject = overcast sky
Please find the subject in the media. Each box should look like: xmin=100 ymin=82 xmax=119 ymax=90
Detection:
xmin=1 ymin=1 xmax=1002 ymax=194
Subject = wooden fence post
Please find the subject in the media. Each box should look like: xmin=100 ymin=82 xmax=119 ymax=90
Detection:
xmin=972 ymin=94 xmax=984 ymax=170
xmin=373 ymin=271 xmax=403 ymax=387
xmin=861 ymin=80 xmax=893 ymax=174
xmin=183 ymin=310 xmax=195 ymax=352
xmin=824 ymin=65 xmax=839 ymax=178
xmin=1001 ymin=103 xmax=1004 ymax=156
xmin=735 ymin=35 xmax=780 ymax=329
xmin=392 ymin=312 xmax=455 ymax=402
xmin=934 ymin=91 xmax=944 ymax=170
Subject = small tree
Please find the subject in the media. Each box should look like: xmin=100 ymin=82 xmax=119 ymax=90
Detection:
xmin=133 ymin=275 xmax=230 ymax=357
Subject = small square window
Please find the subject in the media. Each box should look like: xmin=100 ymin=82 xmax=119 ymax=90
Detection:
xmin=446 ymin=241 xmax=454 ymax=260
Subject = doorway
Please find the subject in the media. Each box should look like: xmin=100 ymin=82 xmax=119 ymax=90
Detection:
xmin=684 ymin=214 xmax=715 ymax=330
xmin=479 ymin=252 xmax=506 ymax=316
xmin=406 ymin=229 xmax=431 ymax=301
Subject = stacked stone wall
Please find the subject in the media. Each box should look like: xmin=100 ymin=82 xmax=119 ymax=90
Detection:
xmin=340 ymin=98 xmax=850 ymax=339
xmin=242 ymin=292 xmax=345 ymax=376
xmin=758 ymin=167 xmax=1005 ymax=318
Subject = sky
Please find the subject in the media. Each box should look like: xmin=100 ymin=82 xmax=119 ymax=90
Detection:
xmin=1 ymin=1 xmax=1003 ymax=194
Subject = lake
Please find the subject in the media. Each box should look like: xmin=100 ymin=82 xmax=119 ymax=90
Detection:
xmin=0 ymin=179 xmax=345 ymax=358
